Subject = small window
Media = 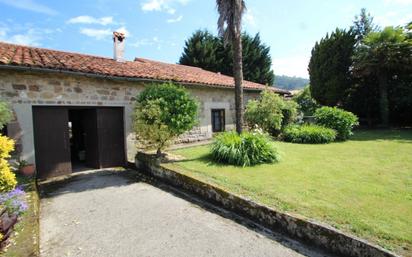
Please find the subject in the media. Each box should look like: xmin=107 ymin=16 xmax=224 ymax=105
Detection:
xmin=211 ymin=109 xmax=225 ymax=132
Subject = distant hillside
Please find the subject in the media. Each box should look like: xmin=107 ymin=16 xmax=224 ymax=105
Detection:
xmin=274 ymin=75 xmax=309 ymax=90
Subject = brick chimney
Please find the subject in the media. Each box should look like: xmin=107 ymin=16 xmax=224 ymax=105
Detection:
xmin=113 ymin=31 xmax=125 ymax=62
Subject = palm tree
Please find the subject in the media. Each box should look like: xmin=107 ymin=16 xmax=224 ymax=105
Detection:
xmin=352 ymin=26 xmax=411 ymax=127
xmin=216 ymin=0 xmax=246 ymax=134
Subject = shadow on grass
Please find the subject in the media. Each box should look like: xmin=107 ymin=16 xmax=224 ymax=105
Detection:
xmin=350 ymin=129 xmax=412 ymax=143
xmin=168 ymin=152 xmax=238 ymax=168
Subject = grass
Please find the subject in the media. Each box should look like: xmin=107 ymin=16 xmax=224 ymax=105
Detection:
xmin=2 ymin=176 xmax=39 ymax=257
xmin=166 ymin=129 xmax=412 ymax=256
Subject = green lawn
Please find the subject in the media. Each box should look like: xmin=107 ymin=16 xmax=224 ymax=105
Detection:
xmin=166 ymin=129 xmax=412 ymax=256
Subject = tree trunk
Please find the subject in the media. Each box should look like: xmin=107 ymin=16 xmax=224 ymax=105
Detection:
xmin=232 ymin=34 xmax=244 ymax=134
xmin=377 ymin=70 xmax=389 ymax=127
xmin=156 ymin=148 xmax=162 ymax=158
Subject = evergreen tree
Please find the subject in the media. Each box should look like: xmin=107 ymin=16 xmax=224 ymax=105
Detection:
xmin=352 ymin=26 xmax=412 ymax=126
xmin=179 ymin=30 xmax=223 ymax=73
xmin=179 ymin=31 xmax=274 ymax=85
xmin=308 ymin=28 xmax=356 ymax=106
xmin=352 ymin=8 xmax=378 ymax=43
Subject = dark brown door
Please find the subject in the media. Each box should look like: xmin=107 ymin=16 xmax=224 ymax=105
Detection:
xmin=83 ymin=109 xmax=100 ymax=168
xmin=96 ymin=108 xmax=126 ymax=168
xmin=33 ymin=107 xmax=71 ymax=179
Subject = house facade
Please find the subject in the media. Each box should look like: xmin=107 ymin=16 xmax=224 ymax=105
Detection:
xmin=0 ymin=34 xmax=288 ymax=179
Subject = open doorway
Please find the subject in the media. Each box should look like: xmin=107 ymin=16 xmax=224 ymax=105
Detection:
xmin=33 ymin=106 xmax=126 ymax=179
xmin=69 ymin=109 xmax=90 ymax=172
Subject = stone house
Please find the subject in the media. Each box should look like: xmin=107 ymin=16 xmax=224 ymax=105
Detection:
xmin=0 ymin=33 xmax=289 ymax=179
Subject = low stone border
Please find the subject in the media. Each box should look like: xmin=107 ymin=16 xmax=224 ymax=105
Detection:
xmin=135 ymin=152 xmax=399 ymax=257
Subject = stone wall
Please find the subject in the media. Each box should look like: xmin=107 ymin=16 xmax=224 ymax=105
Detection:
xmin=0 ymin=69 xmax=260 ymax=164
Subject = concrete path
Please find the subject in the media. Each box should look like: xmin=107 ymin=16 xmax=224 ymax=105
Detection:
xmin=40 ymin=170 xmax=333 ymax=257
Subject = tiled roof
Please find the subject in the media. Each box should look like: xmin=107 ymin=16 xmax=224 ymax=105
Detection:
xmin=0 ymin=41 xmax=289 ymax=94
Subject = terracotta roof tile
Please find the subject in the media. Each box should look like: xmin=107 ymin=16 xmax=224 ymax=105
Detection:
xmin=0 ymin=41 xmax=289 ymax=94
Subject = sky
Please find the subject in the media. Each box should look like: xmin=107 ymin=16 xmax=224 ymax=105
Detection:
xmin=0 ymin=0 xmax=411 ymax=79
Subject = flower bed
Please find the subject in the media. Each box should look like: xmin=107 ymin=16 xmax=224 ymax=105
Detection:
xmin=0 ymin=187 xmax=28 ymax=250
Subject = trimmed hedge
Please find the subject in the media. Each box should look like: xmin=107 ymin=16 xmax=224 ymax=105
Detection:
xmin=282 ymin=124 xmax=337 ymax=144
xmin=314 ymin=107 xmax=358 ymax=140
xmin=211 ymin=131 xmax=279 ymax=167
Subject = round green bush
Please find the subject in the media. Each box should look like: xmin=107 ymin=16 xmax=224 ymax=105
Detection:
xmin=314 ymin=107 xmax=359 ymax=140
xmin=211 ymin=131 xmax=279 ymax=167
xmin=282 ymin=124 xmax=337 ymax=144
xmin=133 ymin=82 xmax=198 ymax=155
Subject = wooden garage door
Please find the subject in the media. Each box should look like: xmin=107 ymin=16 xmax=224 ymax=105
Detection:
xmin=33 ymin=107 xmax=71 ymax=179
xmin=96 ymin=108 xmax=126 ymax=168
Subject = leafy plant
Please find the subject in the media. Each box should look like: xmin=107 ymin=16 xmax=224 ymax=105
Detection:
xmin=314 ymin=107 xmax=359 ymax=140
xmin=282 ymin=124 xmax=337 ymax=144
xmin=281 ymin=100 xmax=299 ymax=129
xmin=293 ymin=85 xmax=320 ymax=116
xmin=245 ymin=89 xmax=297 ymax=136
xmin=0 ymin=135 xmax=16 ymax=192
xmin=352 ymin=26 xmax=412 ymax=126
xmin=0 ymin=100 xmax=12 ymax=131
xmin=211 ymin=131 xmax=279 ymax=167
xmin=133 ymin=82 xmax=198 ymax=156
xmin=0 ymin=186 xmax=28 ymax=216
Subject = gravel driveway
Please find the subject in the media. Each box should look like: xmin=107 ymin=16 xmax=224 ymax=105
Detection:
xmin=39 ymin=169 xmax=332 ymax=257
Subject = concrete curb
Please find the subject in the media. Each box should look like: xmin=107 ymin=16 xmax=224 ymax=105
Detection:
xmin=135 ymin=152 xmax=400 ymax=257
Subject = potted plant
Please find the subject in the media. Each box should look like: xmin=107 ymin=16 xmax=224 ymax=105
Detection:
xmin=18 ymin=160 xmax=35 ymax=177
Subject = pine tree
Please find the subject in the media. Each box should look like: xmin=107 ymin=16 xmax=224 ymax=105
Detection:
xmin=179 ymin=31 xmax=274 ymax=85
xmin=179 ymin=30 xmax=223 ymax=73
xmin=309 ymin=28 xmax=356 ymax=106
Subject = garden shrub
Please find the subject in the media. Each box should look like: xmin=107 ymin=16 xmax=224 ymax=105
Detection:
xmin=282 ymin=124 xmax=337 ymax=144
xmin=281 ymin=100 xmax=299 ymax=130
xmin=133 ymin=82 xmax=198 ymax=156
xmin=0 ymin=135 xmax=16 ymax=192
xmin=245 ymin=89 xmax=297 ymax=136
xmin=293 ymin=85 xmax=320 ymax=116
xmin=211 ymin=131 xmax=279 ymax=167
xmin=314 ymin=106 xmax=359 ymax=140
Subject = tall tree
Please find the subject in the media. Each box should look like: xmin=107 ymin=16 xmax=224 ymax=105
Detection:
xmin=216 ymin=0 xmax=246 ymax=133
xmin=309 ymin=28 xmax=356 ymax=106
xmin=352 ymin=8 xmax=378 ymax=43
xmin=179 ymin=30 xmax=223 ymax=73
xmin=352 ymin=26 xmax=412 ymax=126
xmin=179 ymin=31 xmax=274 ymax=85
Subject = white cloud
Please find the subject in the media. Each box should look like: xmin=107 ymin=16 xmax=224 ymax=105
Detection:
xmin=141 ymin=0 xmax=188 ymax=14
xmin=79 ymin=26 xmax=130 ymax=40
xmin=67 ymin=16 xmax=114 ymax=26
xmin=115 ymin=26 xmax=130 ymax=37
xmin=167 ymin=15 xmax=183 ymax=23
xmin=80 ymin=28 xmax=112 ymax=40
xmin=130 ymin=36 xmax=175 ymax=50
xmin=7 ymin=28 xmax=51 ymax=46
xmin=0 ymin=0 xmax=57 ymax=15
xmin=0 ymin=24 xmax=9 ymax=38
xmin=244 ymin=10 xmax=256 ymax=27
xmin=272 ymin=55 xmax=310 ymax=79
xmin=0 ymin=21 xmax=57 ymax=46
